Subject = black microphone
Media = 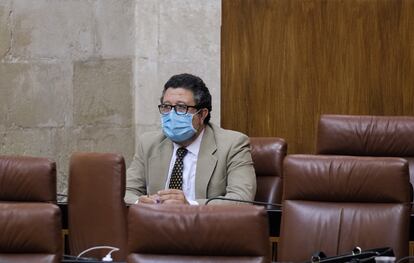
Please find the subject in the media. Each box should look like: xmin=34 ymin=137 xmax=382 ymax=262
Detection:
xmin=205 ymin=196 xmax=282 ymax=208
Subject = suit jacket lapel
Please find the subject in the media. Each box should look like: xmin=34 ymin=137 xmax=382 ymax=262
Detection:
xmin=148 ymin=138 xmax=173 ymax=194
xmin=195 ymin=125 xmax=218 ymax=199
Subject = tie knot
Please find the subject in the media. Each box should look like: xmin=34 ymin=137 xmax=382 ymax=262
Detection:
xmin=176 ymin=147 xmax=188 ymax=159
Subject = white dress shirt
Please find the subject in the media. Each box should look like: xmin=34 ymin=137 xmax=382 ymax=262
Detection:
xmin=165 ymin=129 xmax=204 ymax=205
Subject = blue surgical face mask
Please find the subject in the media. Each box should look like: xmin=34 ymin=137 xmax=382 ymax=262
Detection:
xmin=161 ymin=110 xmax=198 ymax=142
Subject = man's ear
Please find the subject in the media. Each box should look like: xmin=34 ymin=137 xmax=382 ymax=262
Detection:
xmin=200 ymin=108 xmax=209 ymax=122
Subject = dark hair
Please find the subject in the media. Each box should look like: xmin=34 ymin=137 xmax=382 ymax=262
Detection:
xmin=161 ymin=73 xmax=212 ymax=124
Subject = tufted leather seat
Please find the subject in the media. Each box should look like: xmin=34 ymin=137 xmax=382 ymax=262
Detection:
xmin=68 ymin=152 xmax=128 ymax=261
xmin=127 ymin=204 xmax=270 ymax=263
xmin=250 ymin=137 xmax=287 ymax=206
xmin=278 ymin=155 xmax=411 ymax=262
xmin=0 ymin=155 xmax=62 ymax=263
xmin=316 ymin=114 xmax=414 ymax=200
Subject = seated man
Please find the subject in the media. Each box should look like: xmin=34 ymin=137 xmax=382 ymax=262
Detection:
xmin=124 ymin=73 xmax=256 ymax=205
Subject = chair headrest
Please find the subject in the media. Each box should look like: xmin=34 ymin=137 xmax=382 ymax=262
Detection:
xmin=317 ymin=114 xmax=414 ymax=156
xmin=68 ymin=152 xmax=126 ymax=202
xmin=250 ymin=137 xmax=287 ymax=177
xmin=128 ymin=204 xmax=269 ymax=257
xmin=0 ymin=156 xmax=56 ymax=202
xmin=283 ymin=155 xmax=411 ymax=203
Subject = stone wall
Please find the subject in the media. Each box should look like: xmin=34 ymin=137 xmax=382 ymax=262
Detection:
xmin=0 ymin=0 xmax=135 ymax=195
xmin=0 ymin=0 xmax=221 ymax=195
xmin=134 ymin=0 xmax=221 ymax=138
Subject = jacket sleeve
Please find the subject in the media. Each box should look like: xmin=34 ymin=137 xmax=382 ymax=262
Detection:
xmin=124 ymin=137 xmax=147 ymax=204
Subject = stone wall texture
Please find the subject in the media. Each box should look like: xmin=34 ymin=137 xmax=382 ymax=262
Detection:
xmin=0 ymin=0 xmax=221 ymax=196
xmin=134 ymin=0 xmax=221 ymax=138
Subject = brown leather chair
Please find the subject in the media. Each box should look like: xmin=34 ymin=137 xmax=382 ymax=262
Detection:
xmin=278 ymin=155 xmax=411 ymax=262
xmin=0 ymin=156 xmax=62 ymax=263
xmin=250 ymin=137 xmax=287 ymax=206
xmin=316 ymin=114 xmax=414 ymax=195
xmin=68 ymin=152 xmax=127 ymax=261
xmin=127 ymin=204 xmax=270 ymax=263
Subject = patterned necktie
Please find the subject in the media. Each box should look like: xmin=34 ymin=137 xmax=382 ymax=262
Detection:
xmin=168 ymin=147 xmax=188 ymax=190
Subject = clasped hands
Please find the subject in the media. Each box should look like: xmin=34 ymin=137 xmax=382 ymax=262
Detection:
xmin=138 ymin=189 xmax=189 ymax=205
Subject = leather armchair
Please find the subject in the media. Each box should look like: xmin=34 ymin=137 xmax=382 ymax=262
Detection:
xmin=127 ymin=204 xmax=270 ymax=263
xmin=68 ymin=152 xmax=127 ymax=261
xmin=250 ymin=137 xmax=287 ymax=206
xmin=278 ymin=155 xmax=411 ymax=262
xmin=316 ymin=114 xmax=414 ymax=195
xmin=0 ymin=156 xmax=62 ymax=263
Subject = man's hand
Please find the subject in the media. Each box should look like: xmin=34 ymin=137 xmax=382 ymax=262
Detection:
xmin=157 ymin=189 xmax=189 ymax=205
xmin=138 ymin=194 xmax=160 ymax=204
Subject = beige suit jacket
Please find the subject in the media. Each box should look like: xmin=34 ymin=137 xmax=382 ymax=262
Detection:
xmin=124 ymin=123 xmax=256 ymax=204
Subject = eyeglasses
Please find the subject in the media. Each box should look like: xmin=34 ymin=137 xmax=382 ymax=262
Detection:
xmin=158 ymin=104 xmax=198 ymax=115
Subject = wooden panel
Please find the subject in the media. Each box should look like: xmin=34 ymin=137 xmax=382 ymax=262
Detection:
xmin=221 ymin=0 xmax=414 ymax=154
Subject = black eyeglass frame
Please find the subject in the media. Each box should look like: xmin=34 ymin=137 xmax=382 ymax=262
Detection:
xmin=158 ymin=104 xmax=199 ymax=115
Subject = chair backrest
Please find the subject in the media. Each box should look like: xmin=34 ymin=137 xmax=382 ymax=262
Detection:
xmin=0 ymin=156 xmax=62 ymax=263
xmin=127 ymin=204 xmax=270 ymax=263
xmin=316 ymin=114 xmax=414 ymax=188
xmin=278 ymin=155 xmax=411 ymax=262
xmin=0 ymin=155 xmax=57 ymax=202
xmin=250 ymin=137 xmax=287 ymax=205
xmin=68 ymin=152 xmax=127 ymax=261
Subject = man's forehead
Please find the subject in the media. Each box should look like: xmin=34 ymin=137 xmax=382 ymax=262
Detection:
xmin=163 ymin=87 xmax=195 ymax=102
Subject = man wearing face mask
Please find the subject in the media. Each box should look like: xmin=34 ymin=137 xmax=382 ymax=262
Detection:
xmin=124 ymin=73 xmax=256 ymax=205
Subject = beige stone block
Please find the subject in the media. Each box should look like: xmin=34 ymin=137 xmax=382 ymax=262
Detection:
xmin=134 ymin=123 xmax=160 ymax=145
xmin=2 ymin=128 xmax=55 ymax=158
xmin=0 ymin=1 xmax=11 ymax=58
xmin=73 ymin=58 xmax=133 ymax=126
xmin=135 ymin=0 xmax=159 ymax=60
xmin=158 ymin=0 xmax=221 ymax=63
xmin=71 ymin=126 xmax=134 ymax=167
xmin=11 ymin=0 xmax=94 ymax=59
xmin=0 ymin=129 xmax=5 ymax=153
xmin=95 ymin=0 xmax=135 ymax=58
xmin=53 ymin=126 xmax=135 ymax=194
xmin=0 ymin=62 xmax=72 ymax=128
xmin=135 ymin=59 xmax=163 ymax=126
xmin=0 ymin=63 xmax=9 ymax=126
xmin=49 ymin=128 xmax=71 ymax=195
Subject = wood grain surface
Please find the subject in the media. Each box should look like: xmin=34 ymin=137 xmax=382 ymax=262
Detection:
xmin=221 ymin=0 xmax=414 ymax=153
